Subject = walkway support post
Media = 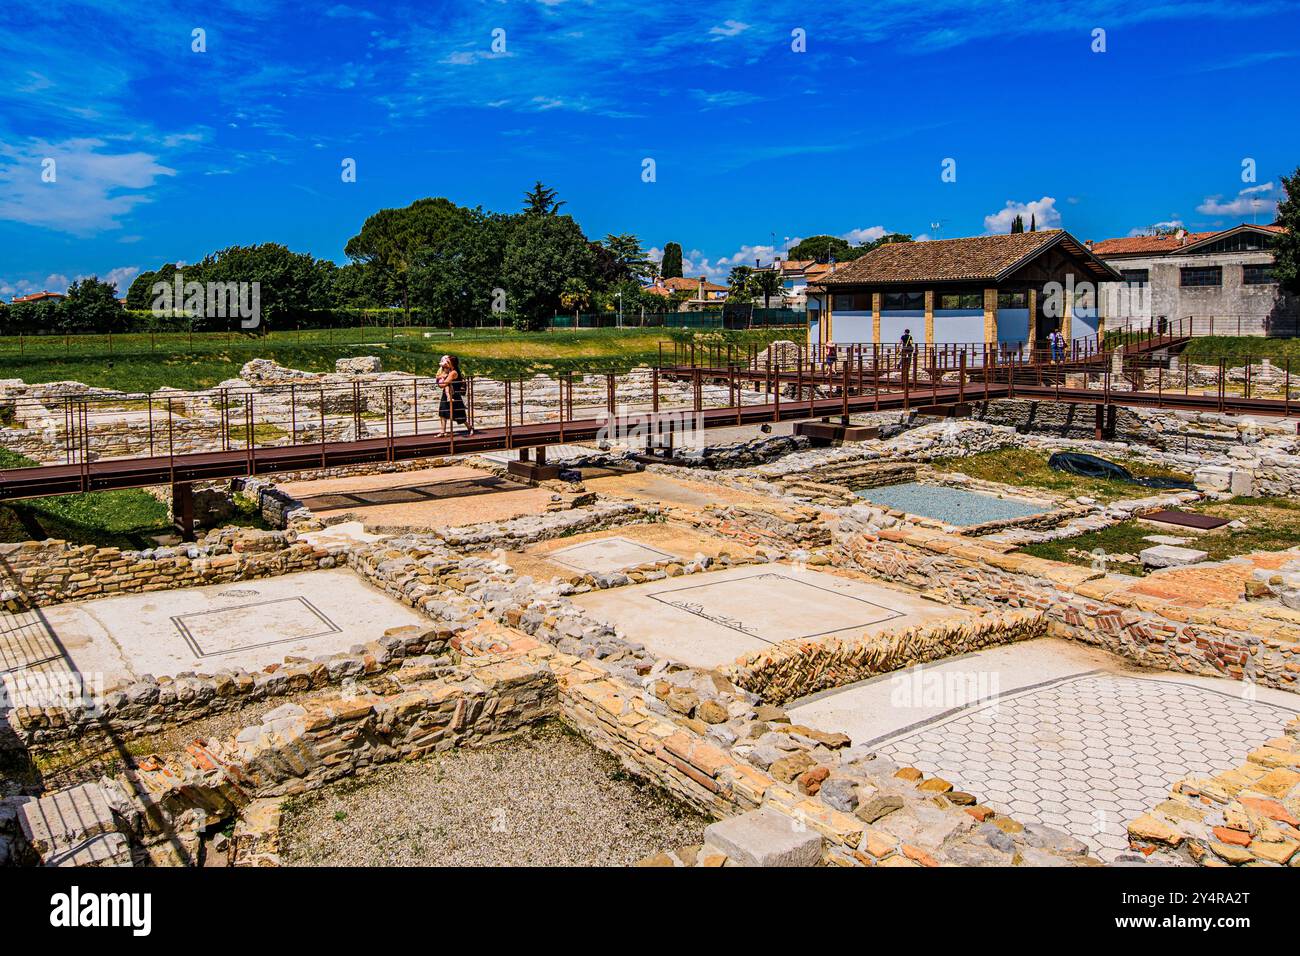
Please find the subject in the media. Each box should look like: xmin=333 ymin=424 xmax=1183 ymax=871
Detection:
xmin=172 ymin=481 xmax=195 ymax=542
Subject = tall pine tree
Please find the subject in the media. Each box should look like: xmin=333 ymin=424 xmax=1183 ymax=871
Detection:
xmin=661 ymin=241 xmax=683 ymax=279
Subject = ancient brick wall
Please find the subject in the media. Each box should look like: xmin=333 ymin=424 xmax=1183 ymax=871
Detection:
xmin=0 ymin=529 xmax=346 ymax=610
xmin=838 ymin=527 xmax=1300 ymax=693
xmin=726 ymin=609 xmax=1047 ymax=705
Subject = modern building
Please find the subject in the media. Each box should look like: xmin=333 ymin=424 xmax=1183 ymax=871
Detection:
xmin=1089 ymin=223 xmax=1297 ymax=336
xmin=805 ymin=230 xmax=1119 ymax=349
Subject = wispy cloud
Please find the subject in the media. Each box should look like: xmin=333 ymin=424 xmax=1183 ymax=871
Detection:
xmin=0 ymin=138 xmax=176 ymax=236
xmin=1196 ymin=182 xmax=1280 ymax=218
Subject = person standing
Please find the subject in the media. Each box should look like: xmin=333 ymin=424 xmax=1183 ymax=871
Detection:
xmin=899 ymin=328 xmax=915 ymax=373
xmin=436 ymin=354 xmax=475 ymax=436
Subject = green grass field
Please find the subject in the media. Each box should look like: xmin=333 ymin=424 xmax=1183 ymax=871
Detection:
xmin=1179 ymin=336 xmax=1300 ymax=368
xmin=926 ymin=448 xmax=1193 ymax=504
xmin=1020 ymin=496 xmax=1300 ymax=575
xmin=0 ymin=444 xmax=269 ymax=549
xmin=0 ymin=326 xmax=798 ymax=391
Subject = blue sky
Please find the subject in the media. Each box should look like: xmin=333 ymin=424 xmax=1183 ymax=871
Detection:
xmin=2 ymin=0 xmax=1298 ymax=297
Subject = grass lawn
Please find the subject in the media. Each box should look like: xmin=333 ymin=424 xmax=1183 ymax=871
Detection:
xmin=0 ymin=447 xmax=269 ymax=549
xmin=926 ymin=448 xmax=1193 ymax=503
xmin=0 ymin=327 xmax=797 ymax=392
xmin=1020 ymin=496 xmax=1300 ymax=575
xmin=1180 ymin=336 xmax=1300 ymax=369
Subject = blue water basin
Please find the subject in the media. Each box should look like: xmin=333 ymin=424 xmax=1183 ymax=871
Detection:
xmin=854 ymin=481 xmax=1049 ymax=527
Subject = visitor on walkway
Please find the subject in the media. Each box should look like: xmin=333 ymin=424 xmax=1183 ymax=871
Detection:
xmin=824 ymin=342 xmax=838 ymax=374
xmin=436 ymin=354 xmax=475 ymax=437
xmin=1049 ymin=328 xmax=1065 ymax=363
xmin=899 ymin=328 xmax=915 ymax=374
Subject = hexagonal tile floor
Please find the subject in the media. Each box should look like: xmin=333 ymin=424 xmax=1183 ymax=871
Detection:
xmin=871 ymin=673 xmax=1298 ymax=859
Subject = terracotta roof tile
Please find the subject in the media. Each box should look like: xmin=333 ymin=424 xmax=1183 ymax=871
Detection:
xmin=816 ymin=231 xmax=1064 ymax=285
xmin=1091 ymin=223 xmax=1286 ymax=258
xmin=1090 ymin=232 xmax=1215 ymax=257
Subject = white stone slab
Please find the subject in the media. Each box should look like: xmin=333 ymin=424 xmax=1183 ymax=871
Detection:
xmin=1 ymin=567 xmax=427 ymax=690
xmin=1140 ymin=544 xmax=1209 ymax=568
xmin=571 ymin=564 xmax=965 ymax=668
xmin=548 ymin=536 xmax=679 ymax=574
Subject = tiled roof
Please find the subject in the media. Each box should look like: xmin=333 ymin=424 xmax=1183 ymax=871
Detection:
xmin=9 ymin=291 xmax=66 ymax=304
xmin=816 ymin=231 xmax=1065 ymax=285
xmin=1089 ymin=232 xmax=1215 ymax=257
xmin=1091 ymin=223 xmax=1286 ymax=258
xmin=663 ymin=275 xmax=727 ymax=292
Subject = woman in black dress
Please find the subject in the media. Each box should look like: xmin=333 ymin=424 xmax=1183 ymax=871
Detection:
xmin=436 ymin=354 xmax=474 ymax=436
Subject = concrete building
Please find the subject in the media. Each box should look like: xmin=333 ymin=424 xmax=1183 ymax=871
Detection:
xmin=1090 ymin=223 xmax=1297 ymax=336
xmin=805 ymin=230 xmax=1119 ymax=349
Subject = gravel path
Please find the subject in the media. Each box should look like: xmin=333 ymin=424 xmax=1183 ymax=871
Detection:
xmin=280 ymin=720 xmax=708 ymax=866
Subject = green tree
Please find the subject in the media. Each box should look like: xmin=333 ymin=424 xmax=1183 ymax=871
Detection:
xmin=727 ymin=265 xmax=755 ymax=300
xmin=407 ymin=205 xmax=515 ymax=327
xmin=522 ymin=181 xmax=565 ymax=216
xmin=749 ymin=268 xmax=783 ymax=308
xmin=125 ymin=270 xmax=158 ymax=310
xmin=601 ymin=233 xmax=653 ymax=282
xmin=559 ymin=277 xmax=592 ymax=320
xmin=857 ymin=233 xmax=913 ymax=254
xmin=347 ymin=202 xmax=441 ymax=322
xmin=193 ymin=243 xmax=333 ymax=330
xmin=1273 ymin=167 xmax=1300 ymax=296
xmin=61 ymin=277 xmax=125 ymax=333
xmin=1011 ymin=214 xmax=1025 ymax=234
xmin=1030 ymin=214 xmax=1037 ymax=232
xmin=661 ymin=241 xmax=684 ymax=279
xmin=786 ymin=235 xmax=865 ymax=262
xmin=502 ymin=213 xmax=594 ymax=330
xmin=332 ymin=261 xmax=393 ymax=309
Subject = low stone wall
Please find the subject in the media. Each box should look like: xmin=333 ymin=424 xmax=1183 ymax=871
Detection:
xmin=515 ymin=637 xmax=1097 ymax=867
xmin=439 ymin=500 xmax=652 ymax=550
xmin=837 ymin=524 xmax=1300 ymax=693
xmin=0 ymin=527 xmax=348 ymax=610
xmin=726 ymin=608 xmax=1047 ymax=705
xmin=1127 ymin=715 xmax=1300 ymax=867
xmin=5 ymin=623 xmax=460 ymax=750
xmin=235 ymin=476 xmax=312 ymax=528
xmin=5 ymin=653 xmax=556 ymax=866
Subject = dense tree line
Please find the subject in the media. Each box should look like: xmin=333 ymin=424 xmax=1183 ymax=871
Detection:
xmin=1 ymin=182 xmax=670 ymax=334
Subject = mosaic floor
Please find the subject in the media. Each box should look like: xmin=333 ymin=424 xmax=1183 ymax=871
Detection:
xmin=871 ymin=672 xmax=1299 ymax=859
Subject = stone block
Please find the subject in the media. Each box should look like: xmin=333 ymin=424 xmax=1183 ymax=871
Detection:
xmin=15 ymin=782 xmax=131 ymax=866
xmin=703 ymin=807 xmax=823 ymax=867
xmin=1140 ymin=544 xmax=1209 ymax=569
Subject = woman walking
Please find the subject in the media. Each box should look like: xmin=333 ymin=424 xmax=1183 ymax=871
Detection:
xmin=436 ymin=354 xmax=475 ymax=436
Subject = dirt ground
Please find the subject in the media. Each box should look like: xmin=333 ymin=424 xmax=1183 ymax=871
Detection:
xmin=279 ymin=721 xmax=708 ymax=866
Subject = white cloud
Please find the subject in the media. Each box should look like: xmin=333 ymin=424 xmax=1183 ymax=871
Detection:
xmin=709 ymin=20 xmax=750 ymax=38
xmin=98 ymin=266 xmax=140 ymax=293
xmin=842 ymin=226 xmax=888 ymax=245
xmin=324 ymin=4 xmax=379 ymax=18
xmin=1 ymin=265 xmax=139 ymax=301
xmin=983 ymin=196 xmax=1061 ymax=234
xmin=0 ymin=138 xmax=176 ymax=236
xmin=688 ymin=89 xmax=762 ymax=109
xmin=1196 ymin=182 xmax=1279 ymax=218
xmin=1 ymin=273 xmax=70 ymax=298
